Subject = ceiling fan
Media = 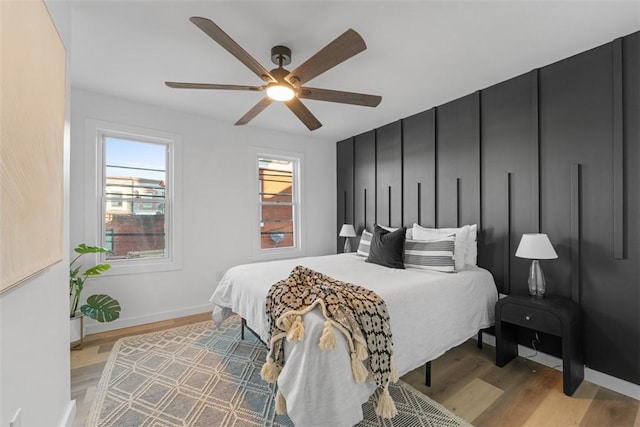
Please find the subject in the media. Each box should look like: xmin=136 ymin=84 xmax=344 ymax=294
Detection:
xmin=165 ymin=17 xmax=382 ymax=131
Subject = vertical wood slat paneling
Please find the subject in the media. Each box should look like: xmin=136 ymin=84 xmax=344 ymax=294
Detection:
xmin=505 ymin=172 xmax=512 ymax=294
xmin=354 ymin=131 xmax=376 ymax=234
xmin=336 ymin=138 xmax=354 ymax=252
xmin=531 ymin=70 xmax=541 ymax=232
xmin=612 ymin=38 xmax=624 ymax=259
xmin=417 ymin=182 xmax=422 ymax=225
xmin=343 ymin=191 xmax=347 ymax=221
xmin=571 ymin=164 xmax=581 ymax=304
xmin=363 ymin=189 xmax=367 ymax=230
xmin=474 ymin=91 xmax=482 ymax=229
xmin=433 ymin=108 xmax=438 ymax=228
xmin=388 ymin=186 xmax=392 ymax=225
xmin=456 ymin=178 xmax=461 ymax=228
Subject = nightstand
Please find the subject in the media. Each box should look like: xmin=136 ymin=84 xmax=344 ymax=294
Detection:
xmin=495 ymin=294 xmax=583 ymax=395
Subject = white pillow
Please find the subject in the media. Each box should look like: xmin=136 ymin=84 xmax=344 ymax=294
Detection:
xmin=466 ymin=224 xmax=478 ymax=266
xmin=356 ymin=230 xmax=372 ymax=257
xmin=378 ymin=224 xmax=413 ymax=240
xmin=412 ymin=223 xmax=469 ymax=271
xmin=404 ymin=237 xmax=456 ymax=273
xmin=412 ymin=223 xmax=479 ymax=267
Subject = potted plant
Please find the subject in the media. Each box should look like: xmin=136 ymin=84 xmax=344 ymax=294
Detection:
xmin=70 ymin=244 xmax=121 ymax=345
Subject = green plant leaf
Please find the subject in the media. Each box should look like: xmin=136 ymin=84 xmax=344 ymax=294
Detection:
xmin=74 ymin=244 xmax=110 ymax=254
xmin=81 ymin=294 xmax=121 ymax=323
xmin=83 ymin=263 xmax=111 ymax=276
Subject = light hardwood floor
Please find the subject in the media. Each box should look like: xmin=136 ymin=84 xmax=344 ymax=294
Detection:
xmin=71 ymin=313 xmax=640 ymax=426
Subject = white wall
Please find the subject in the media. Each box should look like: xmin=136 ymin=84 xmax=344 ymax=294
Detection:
xmin=70 ymin=88 xmax=336 ymax=333
xmin=0 ymin=2 xmax=73 ymax=426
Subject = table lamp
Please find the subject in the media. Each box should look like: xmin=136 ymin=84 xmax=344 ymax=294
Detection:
xmin=515 ymin=233 xmax=558 ymax=298
xmin=339 ymin=224 xmax=356 ymax=253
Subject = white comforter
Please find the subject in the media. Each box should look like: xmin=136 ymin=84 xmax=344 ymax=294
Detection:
xmin=210 ymin=253 xmax=498 ymax=427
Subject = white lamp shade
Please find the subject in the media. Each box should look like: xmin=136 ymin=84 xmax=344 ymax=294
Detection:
xmin=339 ymin=224 xmax=356 ymax=237
xmin=515 ymin=233 xmax=558 ymax=259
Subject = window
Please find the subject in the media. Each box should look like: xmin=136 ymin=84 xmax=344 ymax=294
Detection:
xmin=103 ymin=137 xmax=167 ymax=261
xmin=256 ymin=154 xmax=301 ymax=257
xmin=86 ymin=119 xmax=182 ymax=274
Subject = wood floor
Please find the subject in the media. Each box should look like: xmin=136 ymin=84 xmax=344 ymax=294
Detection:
xmin=71 ymin=313 xmax=640 ymax=427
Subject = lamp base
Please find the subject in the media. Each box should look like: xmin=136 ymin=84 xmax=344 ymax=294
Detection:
xmin=528 ymin=259 xmax=546 ymax=298
xmin=343 ymin=238 xmax=351 ymax=253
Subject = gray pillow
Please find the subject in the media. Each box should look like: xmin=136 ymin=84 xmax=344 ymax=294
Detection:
xmin=366 ymin=225 xmax=406 ymax=269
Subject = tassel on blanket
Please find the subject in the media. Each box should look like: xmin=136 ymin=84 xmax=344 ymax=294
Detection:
xmin=319 ymin=321 xmax=337 ymax=350
xmin=389 ymin=359 xmax=399 ymax=383
xmin=351 ymin=352 xmax=368 ymax=383
xmin=286 ymin=315 xmax=305 ymax=342
xmin=280 ymin=315 xmax=293 ymax=331
xmin=375 ymin=386 xmax=398 ymax=419
xmin=275 ymin=390 xmax=287 ymax=415
xmin=261 ymin=356 xmax=279 ymax=383
xmin=354 ymin=340 xmax=368 ymax=361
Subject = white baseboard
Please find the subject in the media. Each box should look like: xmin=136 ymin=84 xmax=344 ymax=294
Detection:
xmin=85 ymin=303 xmax=213 ymax=334
xmin=59 ymin=400 xmax=76 ymax=427
xmin=478 ymin=333 xmax=640 ymax=400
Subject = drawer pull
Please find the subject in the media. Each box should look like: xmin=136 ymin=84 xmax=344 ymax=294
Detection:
xmin=525 ymin=315 xmax=531 ymax=321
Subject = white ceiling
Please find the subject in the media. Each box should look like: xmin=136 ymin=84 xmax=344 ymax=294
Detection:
xmin=62 ymin=0 xmax=639 ymax=141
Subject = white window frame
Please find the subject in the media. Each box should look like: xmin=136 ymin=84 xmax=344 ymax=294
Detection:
xmin=251 ymin=149 xmax=304 ymax=261
xmin=84 ymin=119 xmax=182 ymax=275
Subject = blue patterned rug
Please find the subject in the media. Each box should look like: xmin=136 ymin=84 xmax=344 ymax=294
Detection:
xmin=87 ymin=316 xmax=472 ymax=426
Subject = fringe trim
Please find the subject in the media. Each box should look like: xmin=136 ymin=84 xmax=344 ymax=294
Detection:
xmin=354 ymin=339 xmax=368 ymax=361
xmin=280 ymin=315 xmax=294 ymax=331
xmin=275 ymin=390 xmax=287 ymax=415
xmin=375 ymin=385 xmax=398 ymax=419
xmin=351 ymin=352 xmax=368 ymax=383
xmin=261 ymin=356 xmax=279 ymax=383
xmin=319 ymin=321 xmax=337 ymax=350
xmin=286 ymin=315 xmax=305 ymax=342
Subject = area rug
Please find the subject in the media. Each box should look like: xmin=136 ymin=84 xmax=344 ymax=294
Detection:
xmin=87 ymin=316 xmax=472 ymax=427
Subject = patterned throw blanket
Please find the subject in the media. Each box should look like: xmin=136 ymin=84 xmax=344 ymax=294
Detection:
xmin=260 ymin=265 xmax=399 ymax=419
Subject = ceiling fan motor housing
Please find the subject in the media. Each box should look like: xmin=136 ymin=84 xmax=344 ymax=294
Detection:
xmin=271 ymin=45 xmax=292 ymax=66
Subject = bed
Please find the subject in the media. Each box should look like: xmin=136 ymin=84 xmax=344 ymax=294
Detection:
xmin=210 ymin=250 xmax=498 ymax=427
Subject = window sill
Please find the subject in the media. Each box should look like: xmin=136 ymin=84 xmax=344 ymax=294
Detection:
xmin=102 ymin=257 xmax=182 ymax=276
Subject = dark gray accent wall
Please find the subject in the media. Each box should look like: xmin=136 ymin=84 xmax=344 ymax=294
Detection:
xmin=376 ymin=122 xmax=403 ymax=227
xmin=336 ymin=137 xmax=354 ymax=253
xmin=481 ymin=72 xmax=536 ymax=295
xmin=335 ymin=32 xmax=640 ymax=385
xmin=353 ymin=131 xmax=376 ymax=236
xmin=403 ymin=110 xmax=436 ymax=227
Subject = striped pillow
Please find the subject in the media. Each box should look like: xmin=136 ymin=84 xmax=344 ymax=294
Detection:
xmin=404 ymin=236 xmax=456 ymax=272
xmin=356 ymin=230 xmax=372 ymax=257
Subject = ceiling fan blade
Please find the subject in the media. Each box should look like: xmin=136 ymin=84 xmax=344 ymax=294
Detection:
xmin=285 ymin=29 xmax=366 ymax=86
xmin=189 ymin=17 xmax=275 ymax=83
xmin=285 ymin=98 xmax=322 ymax=130
xmin=235 ymin=97 xmax=273 ymax=125
xmin=298 ymin=87 xmax=381 ymax=107
xmin=165 ymin=82 xmax=264 ymax=91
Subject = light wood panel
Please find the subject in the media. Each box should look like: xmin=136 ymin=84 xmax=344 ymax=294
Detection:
xmin=71 ymin=314 xmax=639 ymax=427
xmin=0 ymin=0 xmax=66 ymax=292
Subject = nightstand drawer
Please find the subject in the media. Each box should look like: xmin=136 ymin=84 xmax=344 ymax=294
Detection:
xmin=500 ymin=303 xmax=562 ymax=336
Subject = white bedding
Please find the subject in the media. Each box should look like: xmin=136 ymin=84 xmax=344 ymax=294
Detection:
xmin=210 ymin=253 xmax=498 ymax=427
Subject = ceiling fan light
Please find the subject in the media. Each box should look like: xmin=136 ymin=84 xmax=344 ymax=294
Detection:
xmin=266 ymin=84 xmax=295 ymax=101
